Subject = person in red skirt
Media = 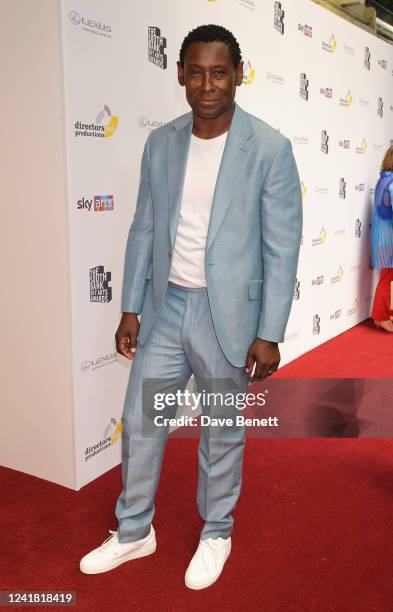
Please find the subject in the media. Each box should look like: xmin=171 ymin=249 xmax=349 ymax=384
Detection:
xmin=371 ymin=145 xmax=393 ymax=332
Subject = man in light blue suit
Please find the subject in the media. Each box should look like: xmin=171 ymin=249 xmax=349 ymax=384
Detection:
xmin=80 ymin=24 xmax=302 ymax=589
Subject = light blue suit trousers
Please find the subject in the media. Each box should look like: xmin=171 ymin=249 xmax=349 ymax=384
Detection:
xmin=115 ymin=281 xmax=249 ymax=543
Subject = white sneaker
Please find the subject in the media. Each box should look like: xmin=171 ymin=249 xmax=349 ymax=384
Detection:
xmin=80 ymin=525 xmax=156 ymax=574
xmin=185 ymin=537 xmax=231 ymax=590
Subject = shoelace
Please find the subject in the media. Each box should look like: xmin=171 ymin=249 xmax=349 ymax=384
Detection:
xmin=100 ymin=529 xmax=118 ymax=550
xmin=199 ymin=539 xmax=226 ymax=568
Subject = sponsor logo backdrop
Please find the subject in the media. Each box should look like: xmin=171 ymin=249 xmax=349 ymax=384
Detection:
xmin=61 ymin=0 xmax=393 ymax=487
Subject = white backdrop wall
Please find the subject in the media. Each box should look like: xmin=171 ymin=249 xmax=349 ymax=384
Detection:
xmin=60 ymin=0 xmax=393 ymax=488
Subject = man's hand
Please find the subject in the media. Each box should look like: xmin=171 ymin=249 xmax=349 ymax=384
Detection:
xmin=245 ymin=338 xmax=280 ymax=381
xmin=115 ymin=313 xmax=140 ymax=360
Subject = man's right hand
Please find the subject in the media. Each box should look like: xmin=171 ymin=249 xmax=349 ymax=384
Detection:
xmin=115 ymin=313 xmax=140 ymax=360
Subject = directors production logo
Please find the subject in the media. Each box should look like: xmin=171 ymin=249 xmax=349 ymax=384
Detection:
xmin=148 ymin=26 xmax=167 ymax=69
xmin=89 ymin=265 xmax=112 ymax=303
xmin=84 ymin=418 xmax=122 ymax=462
xmin=68 ymin=10 xmax=111 ymax=38
xmin=312 ymin=228 xmax=328 ymax=247
xmin=242 ymin=60 xmax=255 ymax=85
xmin=74 ymin=105 xmax=118 ymax=138
xmin=322 ymin=33 xmax=337 ymax=53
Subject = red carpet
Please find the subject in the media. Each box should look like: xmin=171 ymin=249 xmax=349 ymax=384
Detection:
xmin=2 ymin=318 xmax=393 ymax=610
xmin=276 ymin=318 xmax=393 ymax=378
xmin=1 ymin=439 xmax=393 ymax=611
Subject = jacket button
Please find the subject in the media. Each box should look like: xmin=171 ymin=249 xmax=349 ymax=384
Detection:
xmin=169 ymin=249 xmax=172 ymax=257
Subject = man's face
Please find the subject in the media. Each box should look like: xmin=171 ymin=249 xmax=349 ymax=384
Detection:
xmin=177 ymin=41 xmax=243 ymax=119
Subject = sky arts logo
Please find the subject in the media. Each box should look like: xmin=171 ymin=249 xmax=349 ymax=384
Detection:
xmin=339 ymin=90 xmax=352 ymax=107
xmin=322 ymin=33 xmax=336 ymax=53
xmin=236 ymin=0 xmax=256 ymax=9
xmin=243 ymin=60 xmax=255 ymax=85
xmin=293 ymin=278 xmax=300 ymax=300
xmin=359 ymin=97 xmax=370 ymax=107
xmin=377 ymin=97 xmax=383 ymax=118
xmin=355 ymin=183 xmax=365 ymax=192
xmin=89 ymin=266 xmax=112 ymax=303
xmin=298 ymin=23 xmax=312 ymax=38
xmin=312 ymin=314 xmax=321 ymax=335
xmin=339 ymin=139 xmax=350 ymax=150
xmin=330 ymin=309 xmax=342 ymax=320
xmin=312 ymin=228 xmax=327 ymax=246
xmin=311 ymin=275 xmax=324 ymax=287
xmin=77 ymin=195 xmax=114 ymax=212
xmin=331 ymin=266 xmax=344 ymax=284
xmin=320 ymin=87 xmax=333 ymax=99
xmin=148 ymin=26 xmax=167 ymax=69
xmin=355 ymin=138 xmax=368 ymax=154
xmin=300 ymin=73 xmax=309 ymax=101
xmin=339 ymin=178 xmax=347 ymax=199
xmin=74 ymin=105 xmax=118 ymax=138
xmin=321 ymin=130 xmax=329 ymax=154
xmin=364 ymin=47 xmax=371 ymax=70
xmin=274 ymin=2 xmax=285 ymax=35
xmin=68 ymin=10 xmax=111 ymax=38
xmin=347 ymin=298 xmax=359 ymax=317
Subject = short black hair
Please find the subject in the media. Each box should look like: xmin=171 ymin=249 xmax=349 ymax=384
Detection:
xmin=179 ymin=24 xmax=242 ymax=69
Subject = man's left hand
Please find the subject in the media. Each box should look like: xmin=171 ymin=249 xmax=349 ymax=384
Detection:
xmin=245 ymin=338 xmax=280 ymax=381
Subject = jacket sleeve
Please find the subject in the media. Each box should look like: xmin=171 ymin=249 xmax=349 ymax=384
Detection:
xmin=257 ymin=137 xmax=303 ymax=343
xmin=121 ymin=133 xmax=154 ymax=314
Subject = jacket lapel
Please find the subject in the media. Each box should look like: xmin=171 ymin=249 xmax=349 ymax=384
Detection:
xmin=166 ymin=102 xmax=254 ymax=252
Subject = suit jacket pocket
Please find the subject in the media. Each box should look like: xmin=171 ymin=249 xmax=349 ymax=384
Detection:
xmin=248 ymin=279 xmax=263 ymax=300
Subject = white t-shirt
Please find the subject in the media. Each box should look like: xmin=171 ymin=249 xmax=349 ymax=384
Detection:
xmin=168 ymin=130 xmax=228 ymax=287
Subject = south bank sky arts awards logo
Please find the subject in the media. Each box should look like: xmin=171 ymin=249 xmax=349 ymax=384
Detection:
xmin=364 ymin=46 xmax=371 ymax=70
xmin=148 ymin=26 xmax=167 ymax=69
xmin=312 ymin=228 xmax=328 ymax=247
xmin=321 ymin=130 xmax=329 ymax=154
xmin=378 ymin=97 xmax=384 ymax=118
xmin=89 ymin=266 xmax=112 ymax=303
xmin=74 ymin=105 xmax=118 ymax=138
xmin=274 ymin=2 xmax=285 ymax=35
xmin=300 ymin=73 xmax=309 ymax=101
xmin=339 ymin=90 xmax=353 ymax=107
xmin=339 ymin=178 xmax=347 ymax=199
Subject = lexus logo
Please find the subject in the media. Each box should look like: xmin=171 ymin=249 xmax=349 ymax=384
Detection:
xmin=69 ymin=10 xmax=81 ymax=25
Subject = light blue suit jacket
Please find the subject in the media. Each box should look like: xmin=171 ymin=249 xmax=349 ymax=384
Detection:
xmin=121 ymin=101 xmax=302 ymax=367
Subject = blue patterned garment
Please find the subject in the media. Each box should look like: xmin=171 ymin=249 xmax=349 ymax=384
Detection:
xmin=371 ymin=171 xmax=393 ymax=269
